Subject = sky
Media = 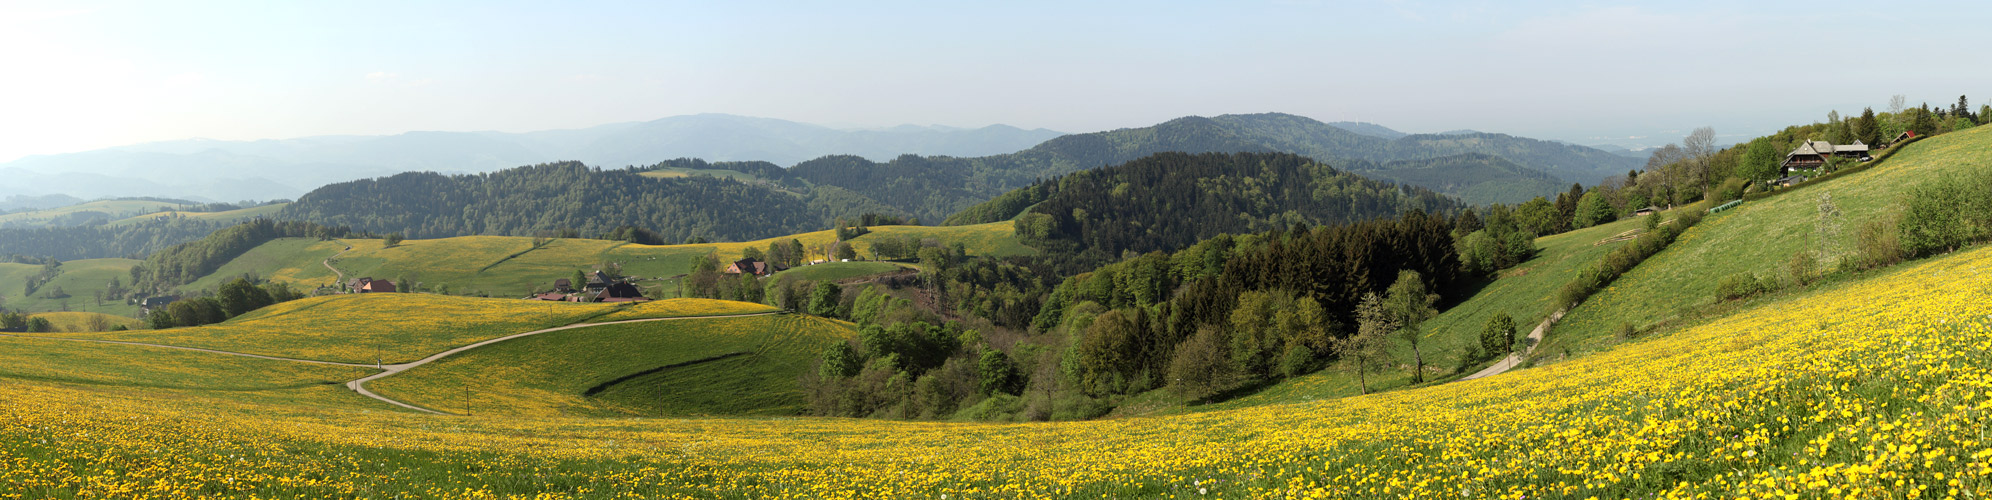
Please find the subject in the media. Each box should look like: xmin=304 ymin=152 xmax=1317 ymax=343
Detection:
xmin=2 ymin=0 xmax=1988 ymax=162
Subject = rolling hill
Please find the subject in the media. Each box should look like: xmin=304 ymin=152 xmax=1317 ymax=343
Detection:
xmin=369 ymin=314 xmax=850 ymax=417
xmin=0 ymin=114 xmax=1063 ymax=202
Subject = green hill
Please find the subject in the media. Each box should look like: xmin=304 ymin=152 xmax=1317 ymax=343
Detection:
xmin=0 ymin=198 xmax=191 ymax=228
xmin=177 ymin=222 xmax=1023 ymax=299
xmin=369 ymin=314 xmax=849 ymax=417
xmin=1544 ymin=123 xmax=1992 ymax=357
xmin=107 ymin=203 xmax=288 ymax=227
xmin=0 ymin=258 xmax=141 ymax=316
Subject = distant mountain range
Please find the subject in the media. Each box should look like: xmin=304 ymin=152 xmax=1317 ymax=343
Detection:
xmin=0 ymin=114 xmax=1065 ymax=202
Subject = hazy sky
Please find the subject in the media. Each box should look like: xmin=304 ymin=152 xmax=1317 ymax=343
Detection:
xmin=3 ymin=0 xmax=1988 ymax=162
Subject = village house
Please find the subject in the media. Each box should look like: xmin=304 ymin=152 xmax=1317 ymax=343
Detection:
xmin=723 ymin=258 xmax=785 ymax=276
xmin=553 ymin=278 xmax=573 ymax=293
xmin=568 ymin=281 xmax=649 ymax=303
xmin=347 ymin=277 xmax=397 ymax=293
xmin=584 ymin=271 xmax=612 ymax=291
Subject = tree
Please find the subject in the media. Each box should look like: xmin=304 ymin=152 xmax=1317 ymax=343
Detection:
xmin=384 ymin=233 xmax=404 ymax=247
xmin=1854 ymin=108 xmax=1880 ymax=146
xmin=1737 ymin=138 xmax=1781 ymax=184
xmin=1382 ymin=270 xmax=1438 ymax=383
xmin=741 ymin=246 xmax=766 ymax=262
xmin=1817 ymin=192 xmax=1844 ymax=261
xmin=1482 ymin=313 xmax=1517 ymax=357
xmin=1168 ymin=325 xmax=1231 ymax=399
xmin=1682 ymin=126 xmax=1717 ymax=191
xmin=1341 ymin=292 xmax=1394 ymax=394
xmin=24 ymin=316 xmax=52 ymax=333
xmin=1513 ymin=197 xmax=1560 ymax=237
xmin=1888 ymin=94 xmax=1907 ymax=115
xmin=833 ymin=241 xmax=857 ymax=261
xmin=218 ymin=278 xmax=273 ymax=317
xmin=1572 ymin=190 xmax=1616 ymax=229
xmin=808 ymin=282 xmax=843 ymax=318
xmin=977 ymin=349 xmax=1020 ymax=396
xmin=1980 ymin=105 xmax=1991 ymax=126
xmin=146 ymin=308 xmax=175 ymax=329
xmin=819 ymin=341 xmax=860 ymax=379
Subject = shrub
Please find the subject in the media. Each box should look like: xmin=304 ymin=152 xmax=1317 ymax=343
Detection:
xmin=1614 ymin=322 xmax=1637 ymax=340
xmin=1786 ymin=250 xmax=1820 ymax=287
xmin=1710 ymin=177 xmax=1749 ymax=204
xmin=1850 ymin=217 xmax=1904 ymax=270
xmin=1481 ymin=313 xmax=1516 ymax=357
xmin=24 ymin=317 xmax=53 ymax=333
xmin=1715 ymin=273 xmax=1768 ymax=301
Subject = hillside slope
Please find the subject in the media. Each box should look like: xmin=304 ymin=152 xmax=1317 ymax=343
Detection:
xmin=370 ymin=314 xmax=851 ymax=417
xmin=1546 ymin=124 xmax=1992 ymax=355
xmin=4 ymin=238 xmax=1990 ymax=497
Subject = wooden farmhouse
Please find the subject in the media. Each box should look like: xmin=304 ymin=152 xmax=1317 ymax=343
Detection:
xmin=347 ymin=277 xmax=396 ymax=293
xmin=723 ymin=258 xmax=784 ymax=276
xmin=585 ymin=271 xmax=612 ymax=291
xmin=1780 ymin=140 xmax=1871 ymax=177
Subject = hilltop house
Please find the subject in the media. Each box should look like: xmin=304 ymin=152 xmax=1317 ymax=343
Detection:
xmin=553 ymin=278 xmax=573 ymax=293
xmin=348 ymin=277 xmax=397 ymax=293
xmin=723 ymin=258 xmax=785 ymax=276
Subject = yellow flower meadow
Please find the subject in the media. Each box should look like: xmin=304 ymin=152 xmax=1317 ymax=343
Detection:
xmin=4 ymin=245 xmax=1992 ymax=498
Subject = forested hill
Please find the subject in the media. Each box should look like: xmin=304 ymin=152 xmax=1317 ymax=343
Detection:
xmin=1002 ymin=152 xmax=1461 ymax=264
xmin=755 ymin=113 xmax=1632 ymax=222
xmin=280 ymin=162 xmax=824 ymax=242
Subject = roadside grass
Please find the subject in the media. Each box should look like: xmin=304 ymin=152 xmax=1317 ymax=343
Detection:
xmin=25 ymin=294 xmax=622 ymax=364
xmin=5 ymin=243 xmax=1991 ymax=497
xmin=0 ymin=336 xmax=371 ymax=391
xmin=369 ymin=314 xmax=849 ymax=417
xmin=585 ymin=298 xmax=779 ymax=322
xmin=1546 ymin=124 xmax=1992 ymax=357
xmin=0 ymin=258 xmax=142 ymax=316
xmin=25 ymin=312 xmax=141 ymax=332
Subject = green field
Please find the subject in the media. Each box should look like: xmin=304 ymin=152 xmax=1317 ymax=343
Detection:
xmin=770 ymin=261 xmax=907 ymax=283
xmin=0 ymin=199 xmax=189 ymax=228
xmin=0 ymin=336 xmax=371 ymax=391
xmin=29 ymin=294 xmax=625 ymax=364
xmin=0 ymin=258 xmax=142 ymax=316
xmin=24 ymin=311 xmax=142 ymax=332
xmin=108 ymin=203 xmax=289 ymax=227
xmin=1546 ymin=123 xmax=1992 ymax=356
xmin=638 ymin=167 xmax=771 ymax=183
xmin=370 ymin=314 xmax=850 ymax=417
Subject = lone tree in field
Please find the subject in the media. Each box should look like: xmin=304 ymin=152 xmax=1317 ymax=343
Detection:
xmin=1342 ymin=292 xmax=1394 ymax=395
xmin=1383 ymin=270 xmax=1438 ymax=383
xmin=1482 ymin=312 xmax=1517 ymax=357
xmin=384 ymin=233 xmax=404 ymax=247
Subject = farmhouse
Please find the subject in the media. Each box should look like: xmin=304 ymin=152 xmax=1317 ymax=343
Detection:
xmin=1781 ymin=139 xmax=1872 ymax=175
xmin=569 ymin=281 xmax=649 ymax=303
xmin=136 ymin=296 xmax=180 ymax=316
xmin=584 ymin=271 xmax=612 ymax=291
xmin=1633 ymin=206 xmax=1661 ymax=217
xmin=553 ymin=278 xmax=573 ymax=293
xmin=723 ymin=258 xmax=784 ymax=276
xmin=348 ymin=277 xmax=397 ymax=293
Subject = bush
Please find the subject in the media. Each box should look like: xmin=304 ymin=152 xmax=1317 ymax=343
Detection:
xmin=1714 ymin=272 xmax=1769 ymax=301
xmin=1710 ymin=177 xmax=1749 ymax=204
xmin=1785 ymin=250 xmax=1820 ymax=286
xmin=1614 ymin=322 xmax=1637 ymax=340
xmin=1481 ymin=313 xmax=1516 ymax=357
xmin=1899 ymin=173 xmax=1992 ymax=258
xmin=1850 ymin=217 xmax=1904 ymax=270
xmin=24 ymin=317 xmax=53 ymax=333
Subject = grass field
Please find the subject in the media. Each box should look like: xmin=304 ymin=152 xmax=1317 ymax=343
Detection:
xmin=370 ymin=314 xmax=848 ymax=417
xmin=4 ymin=241 xmax=1990 ymax=497
xmin=26 ymin=294 xmax=624 ymax=364
xmin=107 ymin=203 xmax=289 ymax=227
xmin=0 ymin=199 xmax=188 ymax=228
xmin=769 ymin=261 xmax=906 ymax=283
xmin=1547 ymin=124 xmax=1992 ymax=356
xmin=0 ymin=258 xmax=142 ymax=316
xmin=0 ymin=336 xmax=370 ymax=391
xmin=585 ymin=298 xmax=779 ymax=322
xmin=24 ymin=312 xmax=142 ymax=332
xmin=638 ymin=167 xmax=770 ymax=183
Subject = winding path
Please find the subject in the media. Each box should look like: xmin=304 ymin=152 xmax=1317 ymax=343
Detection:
xmin=344 ymin=311 xmax=782 ymax=415
xmin=9 ymin=310 xmax=782 ymax=416
xmin=1460 ymin=309 xmax=1564 ymax=381
xmin=322 ymin=242 xmax=350 ymax=284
